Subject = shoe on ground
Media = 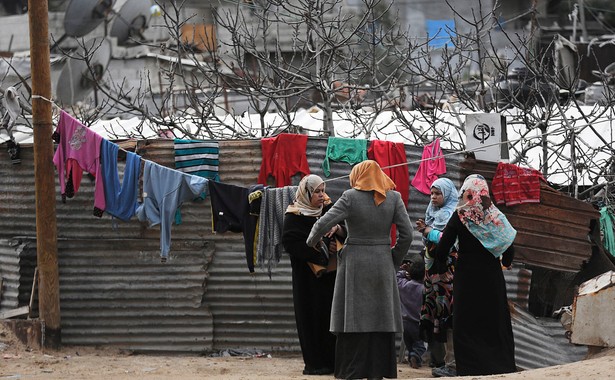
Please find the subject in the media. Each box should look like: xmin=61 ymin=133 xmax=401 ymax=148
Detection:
xmin=432 ymin=365 xmax=456 ymax=377
xmin=410 ymin=356 xmax=421 ymax=369
xmin=303 ymin=367 xmax=333 ymax=375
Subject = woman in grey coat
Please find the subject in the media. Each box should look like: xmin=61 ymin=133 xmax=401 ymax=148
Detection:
xmin=307 ymin=160 xmax=413 ymax=379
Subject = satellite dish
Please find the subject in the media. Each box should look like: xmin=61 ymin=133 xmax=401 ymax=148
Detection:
xmin=110 ymin=0 xmax=153 ymax=45
xmin=56 ymin=38 xmax=112 ymax=106
xmin=64 ymin=0 xmax=117 ymax=37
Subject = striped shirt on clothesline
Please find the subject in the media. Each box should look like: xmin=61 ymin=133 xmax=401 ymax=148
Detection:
xmin=173 ymin=138 xmax=220 ymax=181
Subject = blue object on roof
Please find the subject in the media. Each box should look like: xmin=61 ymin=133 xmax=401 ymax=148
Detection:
xmin=426 ymin=19 xmax=455 ymax=48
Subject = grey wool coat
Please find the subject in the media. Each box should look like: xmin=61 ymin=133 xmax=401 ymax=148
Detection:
xmin=306 ymin=189 xmax=413 ymax=334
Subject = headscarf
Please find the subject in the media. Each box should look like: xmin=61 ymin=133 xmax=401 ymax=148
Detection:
xmin=349 ymin=160 xmax=396 ymax=206
xmin=424 ymin=177 xmax=459 ymax=232
xmin=456 ymin=174 xmax=517 ymax=258
xmin=285 ymin=174 xmax=330 ymax=217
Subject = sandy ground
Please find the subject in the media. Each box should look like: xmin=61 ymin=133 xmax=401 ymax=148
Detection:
xmin=1 ymin=324 xmax=615 ymax=379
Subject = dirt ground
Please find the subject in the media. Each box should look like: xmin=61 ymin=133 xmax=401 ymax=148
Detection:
xmin=1 ymin=323 xmax=615 ymax=380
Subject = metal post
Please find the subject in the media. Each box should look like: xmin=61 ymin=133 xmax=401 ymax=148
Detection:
xmin=28 ymin=0 xmax=62 ymax=349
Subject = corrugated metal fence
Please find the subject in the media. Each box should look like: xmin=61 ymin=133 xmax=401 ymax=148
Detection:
xmin=0 ymin=137 xmax=460 ymax=352
xmin=0 ymin=136 xmax=587 ymax=367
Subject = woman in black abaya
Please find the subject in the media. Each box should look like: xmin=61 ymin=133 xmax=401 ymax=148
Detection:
xmin=435 ymin=174 xmax=517 ymax=376
xmin=282 ymin=174 xmax=344 ymax=375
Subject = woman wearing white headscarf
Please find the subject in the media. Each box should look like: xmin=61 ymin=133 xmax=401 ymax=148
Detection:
xmin=282 ymin=174 xmax=344 ymax=376
xmin=434 ymin=174 xmax=516 ymax=376
xmin=307 ymin=160 xmax=413 ymax=380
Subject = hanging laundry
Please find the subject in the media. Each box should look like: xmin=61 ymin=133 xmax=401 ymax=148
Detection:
xmin=368 ymin=140 xmax=409 ymax=205
xmin=248 ymin=184 xmax=265 ymax=217
xmin=52 ymin=110 xmax=105 ymax=216
xmin=173 ymin=138 xmax=219 ymax=224
xmin=256 ymin=186 xmax=297 ymax=276
xmin=258 ymin=133 xmax=310 ymax=187
xmin=100 ymin=139 xmax=141 ymax=222
xmin=411 ymin=138 xmax=446 ymax=194
xmin=322 ymin=136 xmax=368 ymax=177
xmin=491 ymin=162 xmax=545 ymax=206
xmin=136 ymin=160 xmax=208 ymax=261
xmin=368 ymin=140 xmax=410 ymax=245
xmin=173 ymin=138 xmax=220 ymax=181
xmin=209 ymin=181 xmax=260 ymax=273
xmin=599 ymin=207 xmax=615 ymax=257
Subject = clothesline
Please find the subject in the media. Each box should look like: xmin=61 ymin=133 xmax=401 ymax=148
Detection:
xmin=323 ymin=150 xmax=465 ymax=183
xmin=33 ymin=93 xmax=599 ymax=186
xmin=324 ymin=117 xmax=599 ymax=183
xmin=47 ymin=98 xmax=579 ymax=274
xmin=32 ymin=94 xmax=140 ymax=157
xmin=53 ymin=110 xmax=222 ymax=265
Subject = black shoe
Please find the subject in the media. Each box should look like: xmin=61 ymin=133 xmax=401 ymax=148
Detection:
xmin=303 ymin=367 xmax=333 ymax=375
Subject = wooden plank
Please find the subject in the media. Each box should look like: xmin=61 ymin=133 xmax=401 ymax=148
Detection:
xmin=507 ymin=215 xmax=589 ymax=240
xmin=0 ymin=306 xmax=30 ymax=319
xmin=517 ymin=232 xmax=590 ymax=254
xmin=28 ymin=267 xmax=38 ymax=319
xmin=503 ymin=203 xmax=594 ymax=225
xmin=514 ymin=246 xmax=585 ymax=272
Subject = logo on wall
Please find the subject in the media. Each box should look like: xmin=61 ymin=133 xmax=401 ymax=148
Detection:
xmin=473 ymin=123 xmax=496 ymax=144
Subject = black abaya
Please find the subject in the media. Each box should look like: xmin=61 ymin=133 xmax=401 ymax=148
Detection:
xmin=282 ymin=210 xmax=336 ymax=374
xmin=435 ymin=212 xmax=516 ymax=376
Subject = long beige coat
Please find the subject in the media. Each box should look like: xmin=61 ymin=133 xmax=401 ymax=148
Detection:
xmin=306 ymin=189 xmax=413 ymax=333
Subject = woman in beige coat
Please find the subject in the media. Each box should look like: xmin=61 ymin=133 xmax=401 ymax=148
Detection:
xmin=307 ymin=160 xmax=413 ymax=379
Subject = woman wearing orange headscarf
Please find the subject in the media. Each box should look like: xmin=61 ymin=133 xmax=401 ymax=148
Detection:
xmin=307 ymin=160 xmax=413 ymax=380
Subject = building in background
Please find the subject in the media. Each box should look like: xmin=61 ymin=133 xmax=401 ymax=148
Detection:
xmin=0 ymin=0 xmax=613 ymax=118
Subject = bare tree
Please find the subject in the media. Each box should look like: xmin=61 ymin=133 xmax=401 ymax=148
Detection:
xmin=2 ymin=0 xmax=614 ymax=201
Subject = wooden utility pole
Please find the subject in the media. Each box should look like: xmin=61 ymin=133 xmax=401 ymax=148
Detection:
xmin=528 ymin=0 xmax=539 ymax=61
xmin=578 ymin=0 xmax=588 ymax=42
xmin=28 ymin=0 xmax=61 ymax=349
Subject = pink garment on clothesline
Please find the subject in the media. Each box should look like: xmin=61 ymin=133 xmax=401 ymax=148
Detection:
xmin=411 ymin=138 xmax=446 ymax=195
xmin=52 ymin=111 xmax=105 ymax=212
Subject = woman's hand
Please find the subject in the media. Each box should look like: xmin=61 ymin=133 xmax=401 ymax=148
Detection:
xmin=327 ymin=238 xmax=337 ymax=254
xmin=325 ymin=224 xmax=341 ymax=238
xmin=416 ymin=219 xmax=426 ymax=233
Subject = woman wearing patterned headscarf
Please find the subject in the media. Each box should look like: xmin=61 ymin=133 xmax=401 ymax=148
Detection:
xmin=282 ymin=174 xmax=345 ymax=376
xmin=415 ymin=178 xmax=458 ymax=376
xmin=306 ymin=160 xmax=413 ymax=380
xmin=434 ymin=174 xmax=516 ymax=376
